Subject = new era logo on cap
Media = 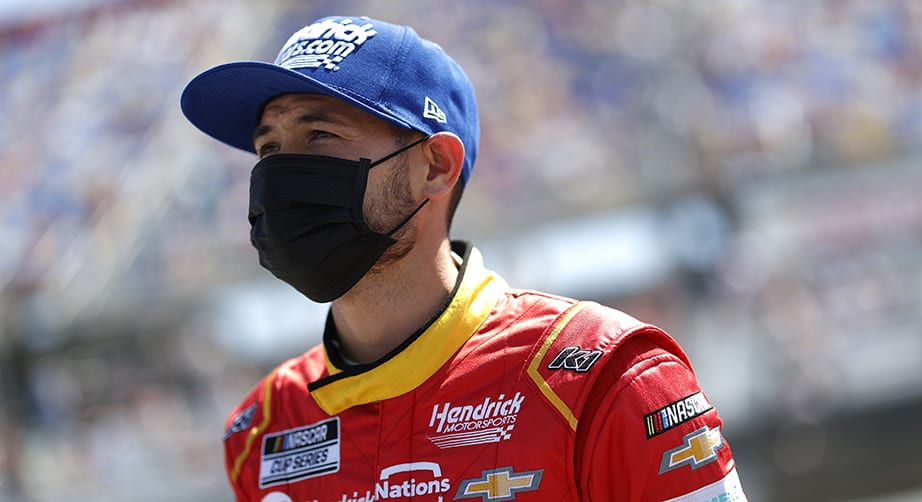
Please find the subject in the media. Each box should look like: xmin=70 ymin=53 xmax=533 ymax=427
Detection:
xmin=424 ymin=97 xmax=447 ymax=123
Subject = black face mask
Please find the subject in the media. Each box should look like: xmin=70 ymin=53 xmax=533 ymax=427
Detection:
xmin=248 ymin=137 xmax=429 ymax=303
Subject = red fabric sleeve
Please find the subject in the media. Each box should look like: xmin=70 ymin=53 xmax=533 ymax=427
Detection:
xmin=575 ymin=335 xmax=743 ymax=501
xmin=223 ymin=371 xmax=276 ymax=502
xmin=224 ymin=437 xmax=250 ymax=502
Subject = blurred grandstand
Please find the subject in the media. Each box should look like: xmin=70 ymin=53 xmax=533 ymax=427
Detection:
xmin=1 ymin=0 xmax=920 ymax=500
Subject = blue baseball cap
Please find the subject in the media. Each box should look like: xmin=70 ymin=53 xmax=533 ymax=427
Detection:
xmin=180 ymin=16 xmax=479 ymax=185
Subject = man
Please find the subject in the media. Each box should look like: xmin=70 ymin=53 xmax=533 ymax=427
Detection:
xmin=181 ymin=15 xmax=747 ymax=502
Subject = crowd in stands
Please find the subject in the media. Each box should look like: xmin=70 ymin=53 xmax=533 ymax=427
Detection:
xmin=1 ymin=0 xmax=920 ymax=499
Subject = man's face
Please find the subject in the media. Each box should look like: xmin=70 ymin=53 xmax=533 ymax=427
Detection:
xmin=253 ymin=93 xmax=421 ymax=266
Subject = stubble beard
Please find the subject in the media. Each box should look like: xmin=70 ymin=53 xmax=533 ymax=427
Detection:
xmin=363 ymin=155 xmax=420 ymax=275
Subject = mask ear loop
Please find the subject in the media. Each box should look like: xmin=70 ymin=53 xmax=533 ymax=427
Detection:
xmin=366 ymin=135 xmax=431 ymax=168
xmin=386 ymin=198 xmax=430 ymax=237
xmin=364 ymin=134 xmax=432 ymax=236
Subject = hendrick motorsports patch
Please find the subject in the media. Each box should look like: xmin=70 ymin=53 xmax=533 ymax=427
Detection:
xmin=259 ymin=418 xmax=340 ymax=487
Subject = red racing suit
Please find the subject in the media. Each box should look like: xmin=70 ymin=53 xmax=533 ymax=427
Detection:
xmin=223 ymin=242 xmax=747 ymax=501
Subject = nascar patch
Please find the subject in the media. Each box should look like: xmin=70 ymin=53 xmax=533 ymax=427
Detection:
xmin=644 ymin=391 xmax=713 ymax=438
xmin=259 ymin=418 xmax=340 ymax=487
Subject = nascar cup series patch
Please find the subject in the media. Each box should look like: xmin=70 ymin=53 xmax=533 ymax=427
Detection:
xmin=259 ymin=417 xmax=340 ymax=487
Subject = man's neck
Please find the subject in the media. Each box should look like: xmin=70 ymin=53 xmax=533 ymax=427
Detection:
xmin=329 ymin=239 xmax=459 ymax=365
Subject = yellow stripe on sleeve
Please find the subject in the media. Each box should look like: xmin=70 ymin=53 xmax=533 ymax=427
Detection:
xmin=526 ymin=302 xmax=586 ymax=432
xmin=231 ymin=368 xmax=277 ymax=482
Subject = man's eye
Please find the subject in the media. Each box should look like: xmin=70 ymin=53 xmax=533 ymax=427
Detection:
xmin=310 ymin=130 xmax=334 ymax=141
xmin=257 ymin=143 xmax=279 ymax=158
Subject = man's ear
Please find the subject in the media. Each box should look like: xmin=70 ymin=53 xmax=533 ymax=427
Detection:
xmin=420 ymin=132 xmax=465 ymax=200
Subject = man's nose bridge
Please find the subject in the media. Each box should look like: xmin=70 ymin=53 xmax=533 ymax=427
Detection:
xmin=276 ymin=129 xmax=303 ymax=155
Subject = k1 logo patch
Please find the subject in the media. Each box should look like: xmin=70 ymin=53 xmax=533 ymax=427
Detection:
xmin=547 ymin=346 xmax=603 ymax=373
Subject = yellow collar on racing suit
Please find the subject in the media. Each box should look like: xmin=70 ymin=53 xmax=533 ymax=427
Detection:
xmin=310 ymin=243 xmax=507 ymax=416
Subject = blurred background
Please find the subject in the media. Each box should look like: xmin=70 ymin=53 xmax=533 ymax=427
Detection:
xmin=1 ymin=0 xmax=920 ymax=500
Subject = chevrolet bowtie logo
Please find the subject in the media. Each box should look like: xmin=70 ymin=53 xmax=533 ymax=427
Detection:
xmin=659 ymin=425 xmax=724 ymax=474
xmin=455 ymin=466 xmax=543 ymax=501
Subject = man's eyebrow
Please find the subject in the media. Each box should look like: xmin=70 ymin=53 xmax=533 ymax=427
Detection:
xmin=252 ymin=124 xmax=274 ymax=143
xmin=252 ymin=112 xmax=350 ymax=143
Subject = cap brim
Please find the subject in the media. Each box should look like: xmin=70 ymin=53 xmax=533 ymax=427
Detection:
xmin=180 ymin=61 xmax=413 ymax=153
